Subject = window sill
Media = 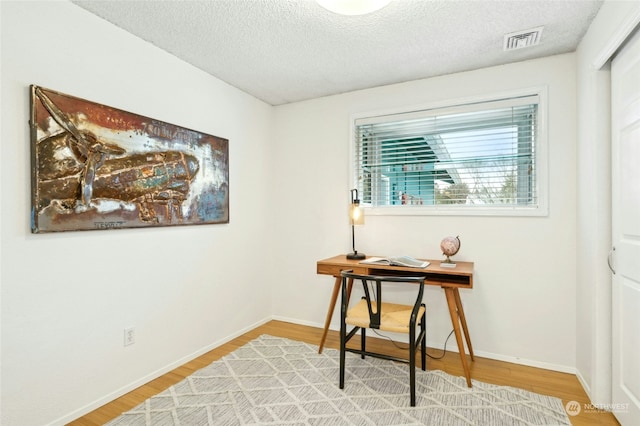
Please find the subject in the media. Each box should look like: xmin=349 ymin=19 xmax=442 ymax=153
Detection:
xmin=365 ymin=205 xmax=549 ymax=217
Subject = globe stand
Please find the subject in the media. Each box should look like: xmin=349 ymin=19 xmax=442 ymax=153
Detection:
xmin=440 ymin=255 xmax=457 ymax=268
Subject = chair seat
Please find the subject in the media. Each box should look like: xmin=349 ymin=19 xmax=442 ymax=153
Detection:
xmin=346 ymin=299 xmax=426 ymax=333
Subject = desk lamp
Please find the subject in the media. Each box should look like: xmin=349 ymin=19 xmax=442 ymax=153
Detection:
xmin=347 ymin=189 xmax=366 ymax=260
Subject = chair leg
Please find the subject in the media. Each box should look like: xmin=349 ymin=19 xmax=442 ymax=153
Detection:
xmin=340 ymin=331 xmax=345 ymax=389
xmin=340 ymin=329 xmax=345 ymax=389
xmin=410 ymin=327 xmax=416 ymax=407
xmin=360 ymin=328 xmax=366 ymax=359
xmin=421 ymin=306 xmax=426 ymax=370
xmin=340 ymin=279 xmax=347 ymax=389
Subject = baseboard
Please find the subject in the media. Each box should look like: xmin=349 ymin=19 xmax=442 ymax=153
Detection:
xmin=272 ymin=315 xmax=578 ymax=375
xmin=57 ymin=315 xmax=578 ymax=425
xmin=576 ymin=369 xmax=592 ymax=400
xmin=271 ymin=315 xmax=324 ymax=329
xmin=471 ymin=349 xmax=577 ymax=375
xmin=52 ymin=316 xmax=272 ymax=426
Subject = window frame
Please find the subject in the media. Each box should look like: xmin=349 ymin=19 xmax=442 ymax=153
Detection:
xmin=349 ymin=87 xmax=549 ymax=217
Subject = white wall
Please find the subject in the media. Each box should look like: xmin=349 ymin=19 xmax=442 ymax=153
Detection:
xmin=272 ymin=54 xmax=578 ymax=372
xmin=0 ymin=2 xmax=274 ymax=425
xmin=4 ymin=1 xmax=635 ymax=425
xmin=575 ymin=0 xmax=640 ymax=406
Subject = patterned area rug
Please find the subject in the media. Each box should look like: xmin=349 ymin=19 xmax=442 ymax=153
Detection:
xmin=107 ymin=335 xmax=571 ymax=425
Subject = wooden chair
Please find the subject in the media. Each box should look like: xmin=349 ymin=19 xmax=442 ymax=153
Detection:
xmin=339 ymin=270 xmax=427 ymax=406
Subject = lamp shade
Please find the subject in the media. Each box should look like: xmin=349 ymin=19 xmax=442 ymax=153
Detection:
xmin=349 ymin=202 xmax=365 ymax=225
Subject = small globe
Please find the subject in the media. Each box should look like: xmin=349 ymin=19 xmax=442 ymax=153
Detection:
xmin=440 ymin=236 xmax=461 ymax=263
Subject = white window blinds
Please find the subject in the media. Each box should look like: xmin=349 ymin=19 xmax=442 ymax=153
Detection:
xmin=353 ymin=95 xmax=540 ymax=210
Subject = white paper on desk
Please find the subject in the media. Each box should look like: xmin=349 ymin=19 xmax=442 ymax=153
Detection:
xmin=360 ymin=256 xmax=429 ymax=268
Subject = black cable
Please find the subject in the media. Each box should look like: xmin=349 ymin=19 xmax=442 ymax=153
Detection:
xmin=425 ymin=329 xmax=455 ymax=360
xmin=371 ymin=328 xmax=455 ymax=360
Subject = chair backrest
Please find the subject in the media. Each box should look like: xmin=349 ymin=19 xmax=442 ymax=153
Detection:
xmin=340 ymin=270 xmax=426 ymax=329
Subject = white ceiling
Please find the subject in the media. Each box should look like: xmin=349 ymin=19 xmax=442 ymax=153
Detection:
xmin=72 ymin=0 xmax=603 ymax=106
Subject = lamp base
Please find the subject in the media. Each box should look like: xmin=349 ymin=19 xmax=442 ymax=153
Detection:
xmin=347 ymin=252 xmax=366 ymax=260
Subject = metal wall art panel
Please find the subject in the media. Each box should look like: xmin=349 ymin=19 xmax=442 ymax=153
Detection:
xmin=29 ymin=85 xmax=229 ymax=233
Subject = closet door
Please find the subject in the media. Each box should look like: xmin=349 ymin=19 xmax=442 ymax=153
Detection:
xmin=611 ymin=26 xmax=640 ymax=426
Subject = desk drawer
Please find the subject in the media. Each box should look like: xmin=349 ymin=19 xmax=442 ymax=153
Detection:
xmin=317 ymin=263 xmax=367 ymax=277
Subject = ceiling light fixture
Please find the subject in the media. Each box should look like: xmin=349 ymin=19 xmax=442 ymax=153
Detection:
xmin=316 ymin=0 xmax=391 ymax=16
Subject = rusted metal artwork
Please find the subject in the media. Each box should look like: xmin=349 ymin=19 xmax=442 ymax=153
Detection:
xmin=29 ymin=85 xmax=229 ymax=233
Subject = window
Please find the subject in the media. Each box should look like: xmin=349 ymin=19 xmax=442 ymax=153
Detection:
xmin=352 ymin=91 xmax=546 ymax=216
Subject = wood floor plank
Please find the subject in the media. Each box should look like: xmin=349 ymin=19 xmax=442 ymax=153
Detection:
xmin=67 ymin=320 xmax=619 ymax=426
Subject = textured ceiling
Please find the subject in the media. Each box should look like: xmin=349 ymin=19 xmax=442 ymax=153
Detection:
xmin=72 ymin=0 xmax=603 ymax=106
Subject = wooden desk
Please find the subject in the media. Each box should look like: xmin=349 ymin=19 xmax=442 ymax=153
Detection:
xmin=316 ymin=254 xmax=475 ymax=387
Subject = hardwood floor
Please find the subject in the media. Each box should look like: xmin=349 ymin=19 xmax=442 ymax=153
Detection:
xmin=68 ymin=320 xmax=619 ymax=425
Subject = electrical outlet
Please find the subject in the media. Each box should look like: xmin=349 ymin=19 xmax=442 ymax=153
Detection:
xmin=124 ymin=327 xmax=135 ymax=346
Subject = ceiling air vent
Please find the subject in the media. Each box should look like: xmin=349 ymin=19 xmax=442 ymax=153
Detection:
xmin=503 ymin=27 xmax=544 ymax=51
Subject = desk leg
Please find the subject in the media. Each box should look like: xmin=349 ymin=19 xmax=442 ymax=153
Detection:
xmin=444 ymin=287 xmax=472 ymax=387
xmin=454 ymin=288 xmax=474 ymax=361
xmin=318 ymin=276 xmax=353 ymax=354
